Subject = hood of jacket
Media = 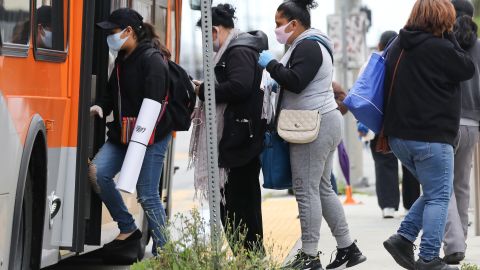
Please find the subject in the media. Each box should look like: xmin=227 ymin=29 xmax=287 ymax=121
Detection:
xmin=227 ymin=30 xmax=269 ymax=53
xmin=291 ymin=28 xmax=334 ymax=52
xmin=399 ymin=28 xmax=436 ymax=50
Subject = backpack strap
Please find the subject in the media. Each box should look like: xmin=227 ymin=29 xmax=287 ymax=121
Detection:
xmin=304 ymin=36 xmax=334 ymax=64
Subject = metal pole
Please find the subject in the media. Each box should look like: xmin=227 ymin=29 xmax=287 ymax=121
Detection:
xmin=200 ymin=0 xmax=222 ymax=265
xmin=474 ymin=144 xmax=480 ymax=236
xmin=336 ymin=0 xmax=365 ymax=187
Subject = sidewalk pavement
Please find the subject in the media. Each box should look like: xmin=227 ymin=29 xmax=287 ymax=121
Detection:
xmin=270 ymin=194 xmax=480 ymax=269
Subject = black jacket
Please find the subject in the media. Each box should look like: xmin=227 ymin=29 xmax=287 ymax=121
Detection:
xmin=97 ymin=41 xmax=173 ymax=145
xmin=383 ymin=29 xmax=475 ymax=146
xmin=199 ymin=31 xmax=268 ymax=168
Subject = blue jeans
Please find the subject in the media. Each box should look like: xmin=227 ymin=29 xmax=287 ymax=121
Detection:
xmin=389 ymin=137 xmax=454 ymax=261
xmin=92 ymin=134 xmax=171 ymax=255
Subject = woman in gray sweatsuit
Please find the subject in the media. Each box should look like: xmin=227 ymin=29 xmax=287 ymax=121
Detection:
xmin=258 ymin=1 xmax=366 ymax=269
xmin=443 ymin=0 xmax=480 ymax=265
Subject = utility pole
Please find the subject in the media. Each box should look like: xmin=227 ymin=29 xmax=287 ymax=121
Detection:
xmin=334 ymin=0 xmax=366 ymax=187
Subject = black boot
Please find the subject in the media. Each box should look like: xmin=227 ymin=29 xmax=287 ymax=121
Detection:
xmin=416 ymin=257 xmax=459 ymax=270
xmin=325 ymin=241 xmax=367 ymax=270
xmin=383 ymin=234 xmax=415 ymax=270
xmin=283 ymin=250 xmax=324 ymax=270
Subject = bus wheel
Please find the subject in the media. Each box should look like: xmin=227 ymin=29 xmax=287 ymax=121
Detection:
xmin=12 ymin=169 xmax=35 ymax=270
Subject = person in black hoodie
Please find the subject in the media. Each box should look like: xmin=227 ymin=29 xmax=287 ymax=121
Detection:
xmin=381 ymin=1 xmax=475 ymax=270
xmin=190 ymin=4 xmax=268 ymax=252
xmin=443 ymin=0 xmax=480 ymax=265
xmin=90 ymin=8 xmax=173 ymax=258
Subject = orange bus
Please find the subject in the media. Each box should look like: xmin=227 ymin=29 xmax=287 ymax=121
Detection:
xmin=0 ymin=0 xmax=182 ymax=269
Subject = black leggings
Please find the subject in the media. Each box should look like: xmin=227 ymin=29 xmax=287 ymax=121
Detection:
xmin=220 ymin=157 xmax=264 ymax=252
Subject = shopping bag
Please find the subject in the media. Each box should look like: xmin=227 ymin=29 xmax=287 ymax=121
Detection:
xmin=261 ymin=130 xmax=292 ymax=190
xmin=343 ymin=52 xmax=387 ymax=134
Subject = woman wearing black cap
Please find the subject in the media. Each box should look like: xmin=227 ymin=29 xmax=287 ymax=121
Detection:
xmin=90 ymin=8 xmax=173 ymax=258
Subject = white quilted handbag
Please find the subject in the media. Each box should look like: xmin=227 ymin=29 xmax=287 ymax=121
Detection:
xmin=277 ymin=110 xmax=321 ymax=144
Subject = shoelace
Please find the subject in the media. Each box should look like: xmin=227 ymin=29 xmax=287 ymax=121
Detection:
xmin=328 ymin=249 xmax=344 ymax=264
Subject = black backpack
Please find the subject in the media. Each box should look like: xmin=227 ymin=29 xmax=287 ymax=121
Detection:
xmin=144 ymin=48 xmax=196 ymax=131
xmin=165 ymin=60 xmax=196 ymax=131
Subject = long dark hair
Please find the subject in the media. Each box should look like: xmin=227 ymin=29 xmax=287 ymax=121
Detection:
xmin=133 ymin=22 xmax=171 ymax=59
xmin=277 ymin=0 xmax=318 ymax=28
xmin=454 ymin=15 xmax=478 ymax=50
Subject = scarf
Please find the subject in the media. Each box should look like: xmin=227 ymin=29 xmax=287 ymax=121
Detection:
xmin=188 ymin=28 xmax=241 ymax=201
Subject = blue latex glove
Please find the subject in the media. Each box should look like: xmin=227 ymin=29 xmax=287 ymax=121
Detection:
xmin=258 ymin=51 xmax=275 ymax=68
xmin=357 ymin=122 xmax=369 ymax=136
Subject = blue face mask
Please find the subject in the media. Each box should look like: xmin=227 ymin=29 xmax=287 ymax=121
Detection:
xmin=107 ymin=29 xmax=128 ymax=52
xmin=41 ymin=29 xmax=53 ymax=48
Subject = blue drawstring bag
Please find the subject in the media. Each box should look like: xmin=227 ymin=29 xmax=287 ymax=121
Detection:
xmin=261 ymin=130 xmax=292 ymax=190
xmin=344 ymin=39 xmax=396 ymax=134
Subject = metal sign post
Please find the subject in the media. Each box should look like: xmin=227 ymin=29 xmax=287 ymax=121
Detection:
xmin=199 ymin=0 xmax=223 ymax=265
xmin=474 ymin=144 xmax=480 ymax=236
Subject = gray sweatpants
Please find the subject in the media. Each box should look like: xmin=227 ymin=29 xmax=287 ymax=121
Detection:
xmin=290 ymin=109 xmax=353 ymax=256
xmin=444 ymin=125 xmax=479 ymax=255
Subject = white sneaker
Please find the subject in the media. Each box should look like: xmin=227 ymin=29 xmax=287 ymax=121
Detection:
xmin=382 ymin=208 xmax=395 ymax=219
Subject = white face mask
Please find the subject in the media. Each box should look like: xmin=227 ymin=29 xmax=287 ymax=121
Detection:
xmin=275 ymin=21 xmax=294 ymax=45
xmin=213 ymin=27 xmax=221 ymax=52
xmin=107 ymin=29 xmax=129 ymax=52
xmin=41 ymin=29 xmax=53 ymax=48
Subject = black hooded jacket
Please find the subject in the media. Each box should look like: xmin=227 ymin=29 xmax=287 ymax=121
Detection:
xmin=383 ymin=29 xmax=475 ymax=146
xmin=199 ymin=30 xmax=269 ymax=168
xmin=96 ymin=41 xmax=173 ymax=145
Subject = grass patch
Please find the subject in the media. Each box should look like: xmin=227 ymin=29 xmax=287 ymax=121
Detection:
xmin=132 ymin=209 xmax=287 ymax=270
xmin=462 ymin=263 xmax=480 ymax=270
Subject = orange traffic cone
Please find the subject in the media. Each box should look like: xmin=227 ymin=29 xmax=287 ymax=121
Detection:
xmin=343 ymin=185 xmax=361 ymax=205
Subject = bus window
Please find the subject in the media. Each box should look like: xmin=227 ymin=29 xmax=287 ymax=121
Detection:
xmin=0 ymin=0 xmax=30 ymax=49
xmin=34 ymin=0 xmax=68 ymax=51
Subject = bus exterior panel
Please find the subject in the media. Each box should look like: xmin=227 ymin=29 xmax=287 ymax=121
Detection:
xmin=0 ymin=0 xmax=181 ymax=268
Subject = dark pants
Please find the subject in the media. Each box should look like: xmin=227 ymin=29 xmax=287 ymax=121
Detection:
xmin=370 ymin=137 xmax=421 ymax=210
xmin=220 ymin=157 xmax=264 ymax=252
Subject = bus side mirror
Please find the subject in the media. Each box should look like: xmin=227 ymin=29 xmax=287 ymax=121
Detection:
xmin=190 ymin=0 xmax=201 ymax=10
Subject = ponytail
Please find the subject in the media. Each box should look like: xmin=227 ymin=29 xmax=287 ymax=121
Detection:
xmin=134 ymin=22 xmax=172 ymax=59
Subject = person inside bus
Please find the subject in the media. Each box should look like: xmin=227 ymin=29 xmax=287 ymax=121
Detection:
xmin=36 ymin=6 xmax=53 ymax=49
xmin=190 ymin=3 xmax=268 ymax=253
xmin=91 ymin=8 xmax=173 ymax=257
xmin=257 ymin=0 xmax=367 ymax=269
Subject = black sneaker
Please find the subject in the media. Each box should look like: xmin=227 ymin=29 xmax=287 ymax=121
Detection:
xmin=416 ymin=257 xmax=459 ymax=270
xmin=383 ymin=234 xmax=415 ymax=270
xmin=326 ymin=241 xmax=367 ymax=270
xmin=443 ymin=252 xmax=465 ymax=265
xmin=283 ymin=250 xmax=324 ymax=270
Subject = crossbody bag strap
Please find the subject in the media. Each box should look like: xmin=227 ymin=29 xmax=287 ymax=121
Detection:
xmin=386 ymin=49 xmax=404 ymax=105
xmin=116 ymin=64 xmax=122 ymax=127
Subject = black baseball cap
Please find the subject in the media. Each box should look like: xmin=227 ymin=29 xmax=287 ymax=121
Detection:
xmin=37 ymin=6 xmax=52 ymax=27
xmin=451 ymin=0 xmax=474 ymax=18
xmin=96 ymin=8 xmax=144 ymax=30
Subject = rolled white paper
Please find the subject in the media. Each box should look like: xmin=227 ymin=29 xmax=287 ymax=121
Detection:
xmin=117 ymin=98 xmax=162 ymax=193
